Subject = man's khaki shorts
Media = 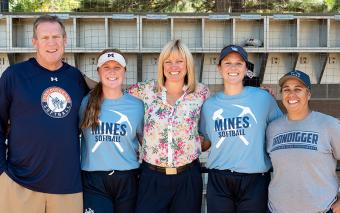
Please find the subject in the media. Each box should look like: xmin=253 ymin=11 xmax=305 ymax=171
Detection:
xmin=0 ymin=172 xmax=83 ymax=213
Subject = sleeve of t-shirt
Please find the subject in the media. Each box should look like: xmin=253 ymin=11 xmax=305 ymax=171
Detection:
xmin=328 ymin=116 xmax=340 ymax=160
xmin=0 ymin=68 xmax=12 ymax=174
xmin=267 ymin=95 xmax=283 ymax=124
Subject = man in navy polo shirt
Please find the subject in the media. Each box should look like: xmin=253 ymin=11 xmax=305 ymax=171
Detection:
xmin=0 ymin=15 xmax=88 ymax=213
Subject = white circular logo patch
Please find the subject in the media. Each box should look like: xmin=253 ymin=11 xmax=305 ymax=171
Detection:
xmin=41 ymin=87 xmax=72 ymax=118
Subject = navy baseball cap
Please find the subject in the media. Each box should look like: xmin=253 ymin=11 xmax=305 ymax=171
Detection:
xmin=218 ymin=45 xmax=254 ymax=71
xmin=279 ymin=70 xmax=311 ymax=90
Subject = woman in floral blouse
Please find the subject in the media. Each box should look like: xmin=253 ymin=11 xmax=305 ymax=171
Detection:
xmin=128 ymin=39 xmax=209 ymax=213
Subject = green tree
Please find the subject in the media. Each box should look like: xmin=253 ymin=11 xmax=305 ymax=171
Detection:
xmin=75 ymin=0 xmax=340 ymax=13
xmin=10 ymin=0 xmax=79 ymax=12
xmin=8 ymin=0 xmax=340 ymax=13
xmin=325 ymin=0 xmax=340 ymax=12
xmin=76 ymin=0 xmax=200 ymax=12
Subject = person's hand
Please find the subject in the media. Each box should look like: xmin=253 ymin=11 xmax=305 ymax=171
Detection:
xmin=200 ymin=135 xmax=211 ymax=152
xmin=331 ymin=199 xmax=340 ymax=213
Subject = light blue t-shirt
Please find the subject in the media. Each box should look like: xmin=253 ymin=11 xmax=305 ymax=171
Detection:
xmin=200 ymin=86 xmax=282 ymax=173
xmin=80 ymin=93 xmax=144 ymax=171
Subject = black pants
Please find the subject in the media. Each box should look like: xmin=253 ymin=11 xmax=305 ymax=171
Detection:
xmin=82 ymin=169 xmax=139 ymax=213
xmin=207 ymin=169 xmax=270 ymax=213
xmin=135 ymin=160 xmax=203 ymax=213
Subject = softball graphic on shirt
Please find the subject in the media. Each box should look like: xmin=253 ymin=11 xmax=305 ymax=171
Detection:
xmin=91 ymin=110 xmax=132 ymax=153
xmin=213 ymin=104 xmax=257 ymax=148
xmin=41 ymin=86 xmax=72 ymax=118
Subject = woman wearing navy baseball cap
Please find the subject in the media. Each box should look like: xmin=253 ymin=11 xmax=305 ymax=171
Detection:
xmin=266 ymin=70 xmax=340 ymax=213
xmin=199 ymin=44 xmax=282 ymax=212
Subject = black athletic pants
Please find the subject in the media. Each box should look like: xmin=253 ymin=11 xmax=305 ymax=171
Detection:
xmin=82 ymin=169 xmax=139 ymax=213
xmin=207 ymin=169 xmax=270 ymax=213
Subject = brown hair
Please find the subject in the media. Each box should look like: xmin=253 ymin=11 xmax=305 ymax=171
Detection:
xmin=157 ymin=39 xmax=196 ymax=94
xmin=33 ymin=15 xmax=66 ymax=39
xmin=80 ymin=49 xmax=126 ymax=130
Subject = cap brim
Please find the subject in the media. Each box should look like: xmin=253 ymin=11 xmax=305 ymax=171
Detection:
xmin=97 ymin=58 xmax=125 ymax=68
xmin=219 ymin=51 xmax=251 ymax=66
xmin=279 ymin=76 xmax=309 ymax=89
xmin=97 ymin=52 xmax=127 ymax=68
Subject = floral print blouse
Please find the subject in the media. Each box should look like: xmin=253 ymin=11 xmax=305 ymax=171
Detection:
xmin=128 ymin=80 xmax=209 ymax=167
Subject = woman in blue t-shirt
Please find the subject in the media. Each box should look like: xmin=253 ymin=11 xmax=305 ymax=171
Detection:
xmin=200 ymin=45 xmax=282 ymax=213
xmin=79 ymin=49 xmax=144 ymax=213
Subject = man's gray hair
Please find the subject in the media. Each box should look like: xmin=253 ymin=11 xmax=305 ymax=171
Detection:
xmin=33 ymin=15 xmax=66 ymax=39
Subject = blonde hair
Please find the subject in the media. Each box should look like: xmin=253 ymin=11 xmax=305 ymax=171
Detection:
xmin=80 ymin=49 xmax=126 ymax=130
xmin=157 ymin=39 xmax=196 ymax=94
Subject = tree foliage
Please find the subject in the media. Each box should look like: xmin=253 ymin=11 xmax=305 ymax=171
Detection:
xmin=7 ymin=0 xmax=340 ymax=13
xmin=75 ymin=0 xmax=340 ymax=13
xmin=9 ymin=0 xmax=79 ymax=12
xmin=76 ymin=0 xmax=201 ymax=12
